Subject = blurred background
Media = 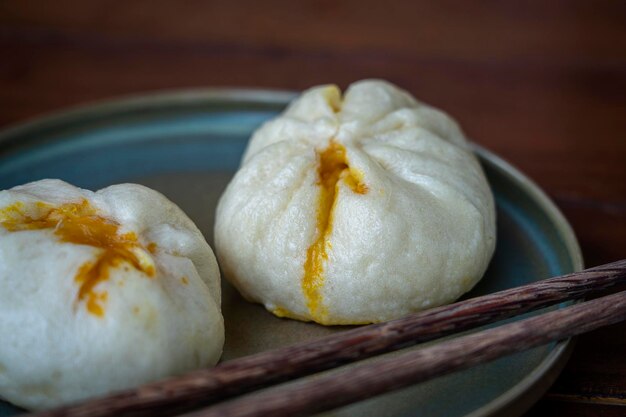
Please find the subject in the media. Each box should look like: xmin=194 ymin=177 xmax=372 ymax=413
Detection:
xmin=1 ymin=1 xmax=624 ymax=266
xmin=1 ymin=1 xmax=625 ymax=416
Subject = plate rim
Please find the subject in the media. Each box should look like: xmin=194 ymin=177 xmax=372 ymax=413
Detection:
xmin=0 ymin=88 xmax=584 ymax=417
xmin=0 ymin=88 xmax=298 ymax=146
xmin=467 ymin=145 xmax=583 ymax=417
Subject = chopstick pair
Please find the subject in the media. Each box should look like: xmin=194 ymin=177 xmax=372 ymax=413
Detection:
xmin=30 ymin=259 xmax=626 ymax=417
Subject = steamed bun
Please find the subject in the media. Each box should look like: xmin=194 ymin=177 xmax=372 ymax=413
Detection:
xmin=0 ymin=179 xmax=224 ymax=410
xmin=215 ymin=80 xmax=496 ymax=325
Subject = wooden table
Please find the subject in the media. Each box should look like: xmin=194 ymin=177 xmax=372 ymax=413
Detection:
xmin=1 ymin=1 xmax=624 ymax=415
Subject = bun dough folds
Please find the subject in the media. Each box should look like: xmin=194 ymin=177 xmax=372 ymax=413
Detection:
xmin=215 ymin=80 xmax=496 ymax=325
xmin=0 ymin=180 xmax=224 ymax=410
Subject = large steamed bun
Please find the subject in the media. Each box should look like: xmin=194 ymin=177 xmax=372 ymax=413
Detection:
xmin=215 ymin=80 xmax=496 ymax=325
xmin=0 ymin=179 xmax=224 ymax=410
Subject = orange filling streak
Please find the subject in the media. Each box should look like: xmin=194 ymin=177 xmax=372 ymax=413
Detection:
xmin=302 ymin=142 xmax=367 ymax=323
xmin=0 ymin=199 xmax=156 ymax=317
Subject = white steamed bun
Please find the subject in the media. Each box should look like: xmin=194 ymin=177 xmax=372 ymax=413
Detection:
xmin=215 ymin=79 xmax=496 ymax=325
xmin=0 ymin=179 xmax=224 ymax=410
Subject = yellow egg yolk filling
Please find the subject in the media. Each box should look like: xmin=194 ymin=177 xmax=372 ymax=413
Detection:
xmin=0 ymin=199 xmax=156 ymax=317
xmin=302 ymin=142 xmax=367 ymax=324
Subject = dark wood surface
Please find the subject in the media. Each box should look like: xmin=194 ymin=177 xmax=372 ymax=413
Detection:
xmin=28 ymin=262 xmax=626 ymax=417
xmin=1 ymin=1 xmax=625 ymax=415
xmin=184 ymin=290 xmax=626 ymax=417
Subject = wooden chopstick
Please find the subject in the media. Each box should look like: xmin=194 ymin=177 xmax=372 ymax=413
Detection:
xmin=28 ymin=259 xmax=626 ymax=417
xmin=183 ymin=288 xmax=626 ymax=417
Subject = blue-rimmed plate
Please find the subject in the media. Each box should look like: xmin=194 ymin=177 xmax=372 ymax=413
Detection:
xmin=0 ymin=90 xmax=583 ymax=417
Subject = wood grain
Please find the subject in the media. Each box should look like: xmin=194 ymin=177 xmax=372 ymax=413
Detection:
xmin=1 ymin=2 xmax=625 ymax=415
xmin=182 ymin=290 xmax=626 ymax=417
xmin=26 ymin=261 xmax=626 ymax=417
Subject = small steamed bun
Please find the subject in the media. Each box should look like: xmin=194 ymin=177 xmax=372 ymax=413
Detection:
xmin=0 ymin=179 xmax=224 ymax=410
xmin=215 ymin=80 xmax=496 ymax=325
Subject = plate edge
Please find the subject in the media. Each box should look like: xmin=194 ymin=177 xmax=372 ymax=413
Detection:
xmin=0 ymin=89 xmax=585 ymax=417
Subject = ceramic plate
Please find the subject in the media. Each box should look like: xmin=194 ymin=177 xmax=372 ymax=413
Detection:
xmin=0 ymin=90 xmax=583 ymax=417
